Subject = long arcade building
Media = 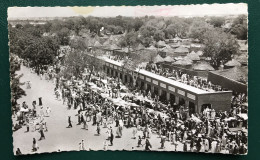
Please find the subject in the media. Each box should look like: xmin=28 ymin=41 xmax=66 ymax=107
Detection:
xmin=99 ymin=56 xmax=232 ymax=114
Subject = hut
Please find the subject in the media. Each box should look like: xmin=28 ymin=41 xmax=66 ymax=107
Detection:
xmin=159 ymin=47 xmax=175 ymax=58
xmin=235 ymin=54 xmax=248 ymax=66
xmin=147 ymin=45 xmax=157 ymax=51
xmin=174 ymin=46 xmax=189 ymax=57
xmin=136 ymin=43 xmax=145 ymax=51
xmin=173 ymin=57 xmax=193 ymax=66
xmin=156 ymin=40 xmax=167 ymax=48
xmin=163 ymin=56 xmax=175 ymax=63
xmin=153 ymin=55 xmax=164 ymax=64
xmin=192 ymin=61 xmax=215 ymax=71
xmin=224 ymin=59 xmax=241 ymax=69
xmin=196 ymin=50 xmax=204 ymax=56
xmin=187 ymin=51 xmax=200 ymax=61
xmin=93 ymin=41 xmax=102 ymax=49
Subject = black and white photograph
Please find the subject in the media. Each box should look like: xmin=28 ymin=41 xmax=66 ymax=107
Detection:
xmin=8 ymin=4 xmax=248 ymax=155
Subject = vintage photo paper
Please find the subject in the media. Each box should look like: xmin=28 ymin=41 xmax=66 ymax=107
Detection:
xmin=8 ymin=4 xmax=248 ymax=155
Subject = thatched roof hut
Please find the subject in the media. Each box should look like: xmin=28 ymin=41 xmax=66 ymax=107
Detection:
xmin=187 ymin=51 xmax=200 ymax=61
xmin=192 ymin=61 xmax=215 ymax=71
xmin=163 ymin=56 xmax=175 ymax=62
xmin=153 ymin=55 xmax=164 ymax=63
xmin=156 ymin=40 xmax=167 ymax=48
xmin=174 ymin=46 xmax=189 ymax=54
xmin=173 ymin=57 xmax=193 ymax=66
xmin=225 ymin=59 xmax=241 ymax=67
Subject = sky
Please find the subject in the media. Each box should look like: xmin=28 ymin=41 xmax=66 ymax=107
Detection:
xmin=8 ymin=3 xmax=247 ymax=19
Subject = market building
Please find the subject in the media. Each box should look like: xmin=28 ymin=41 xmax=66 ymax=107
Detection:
xmin=102 ymin=57 xmax=232 ymax=114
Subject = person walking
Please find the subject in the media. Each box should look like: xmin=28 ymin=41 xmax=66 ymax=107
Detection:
xmin=16 ymin=148 xmax=22 ymax=155
xmin=81 ymin=140 xmax=85 ymax=150
xmin=68 ymin=116 xmax=72 ymax=128
xmin=137 ymin=136 xmax=142 ymax=147
xmin=32 ymin=138 xmax=39 ymax=152
xmin=39 ymin=123 xmax=45 ymax=140
xmin=160 ymin=135 xmax=166 ymax=149
xmin=110 ymin=127 xmax=114 ymax=146
xmin=96 ymin=123 xmax=101 ymax=135
xmin=45 ymin=107 xmax=51 ymax=117
xmin=103 ymin=140 xmax=108 ymax=151
xmin=39 ymin=97 xmax=42 ymax=106
xmin=145 ymin=138 xmax=152 ymax=151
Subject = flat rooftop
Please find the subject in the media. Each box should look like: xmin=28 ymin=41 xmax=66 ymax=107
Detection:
xmin=101 ymin=56 xmax=231 ymax=95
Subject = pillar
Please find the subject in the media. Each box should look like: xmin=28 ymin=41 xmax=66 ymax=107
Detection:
xmin=158 ymin=89 xmax=162 ymax=96
xmin=166 ymin=93 xmax=170 ymax=101
xmin=122 ymin=73 xmax=126 ymax=83
xmin=175 ymin=96 xmax=179 ymax=105
xmin=195 ymin=105 xmax=198 ymax=113
xmin=185 ymin=100 xmax=189 ymax=108
xmin=113 ymin=70 xmax=116 ymax=77
xmin=109 ymin=68 xmax=112 ymax=76
xmin=127 ymin=74 xmax=130 ymax=83
xmin=151 ymin=85 xmax=154 ymax=93
xmin=144 ymin=83 xmax=147 ymax=90
xmin=137 ymin=80 xmax=141 ymax=88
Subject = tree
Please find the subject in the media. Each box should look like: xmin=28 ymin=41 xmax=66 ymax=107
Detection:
xmin=164 ymin=18 xmax=189 ymax=38
xmin=56 ymin=27 xmax=70 ymax=45
xmin=202 ymin=28 xmax=239 ymax=67
xmin=61 ymin=50 xmax=88 ymax=79
xmin=69 ymin=36 xmax=88 ymax=51
xmin=121 ymin=53 xmax=144 ymax=86
xmin=154 ymin=29 xmax=165 ymax=42
xmin=23 ymin=36 xmax=59 ymax=69
xmin=139 ymin=25 xmax=157 ymax=47
xmin=229 ymin=15 xmax=248 ymax=40
xmin=208 ymin=16 xmax=225 ymax=28
xmin=10 ymin=55 xmax=26 ymax=103
xmin=188 ymin=20 xmax=210 ymax=41
xmin=119 ymin=31 xmax=138 ymax=51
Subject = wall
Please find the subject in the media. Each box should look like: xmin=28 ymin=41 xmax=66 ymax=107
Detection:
xmin=208 ymin=72 xmax=247 ymax=94
xmin=197 ymin=92 xmax=232 ymax=112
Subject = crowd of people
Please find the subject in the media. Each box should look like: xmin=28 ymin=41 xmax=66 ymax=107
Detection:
xmin=12 ymin=55 xmax=248 ymax=155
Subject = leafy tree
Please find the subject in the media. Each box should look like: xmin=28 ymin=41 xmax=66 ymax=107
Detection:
xmin=189 ymin=20 xmax=210 ymax=41
xmin=154 ymin=29 xmax=165 ymax=42
xmin=164 ymin=18 xmax=189 ymax=38
xmin=133 ymin=18 xmax=144 ymax=31
xmin=69 ymin=36 xmax=88 ymax=51
xmin=61 ymin=50 xmax=87 ymax=79
xmin=202 ymin=28 xmax=239 ymax=67
xmin=119 ymin=31 xmax=138 ymax=51
xmin=56 ymin=27 xmax=70 ymax=45
xmin=23 ymin=36 xmax=59 ymax=68
xmin=229 ymin=15 xmax=248 ymax=40
xmin=139 ymin=25 xmax=157 ymax=47
xmin=208 ymin=16 xmax=225 ymax=28
xmin=10 ymin=55 xmax=26 ymax=103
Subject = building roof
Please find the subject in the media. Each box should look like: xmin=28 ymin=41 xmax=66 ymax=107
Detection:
xmin=211 ymin=66 xmax=248 ymax=83
xmin=225 ymin=59 xmax=241 ymax=67
xmin=157 ymin=40 xmax=167 ymax=47
xmin=192 ymin=61 xmax=215 ymax=71
xmin=146 ymin=45 xmax=157 ymax=50
xmin=93 ymin=41 xmax=102 ymax=48
xmin=102 ymin=56 xmax=232 ymax=94
xmin=163 ymin=56 xmax=175 ymax=62
xmin=235 ymin=54 xmax=248 ymax=65
xmin=153 ymin=55 xmax=164 ymax=63
xmin=196 ymin=50 xmax=204 ymax=56
xmin=187 ymin=51 xmax=200 ymax=61
xmin=136 ymin=43 xmax=145 ymax=51
xmin=173 ymin=57 xmax=193 ymax=66
xmin=174 ymin=46 xmax=189 ymax=53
